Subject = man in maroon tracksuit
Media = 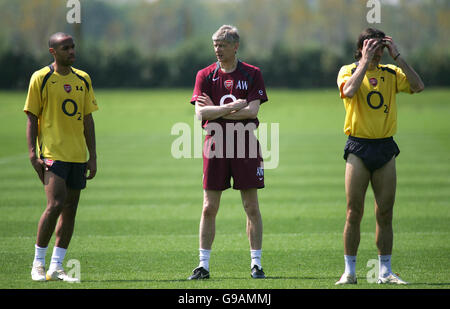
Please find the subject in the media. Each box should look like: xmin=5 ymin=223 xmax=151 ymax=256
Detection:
xmin=188 ymin=25 xmax=268 ymax=280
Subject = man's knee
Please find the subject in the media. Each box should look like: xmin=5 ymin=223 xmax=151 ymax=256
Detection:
xmin=376 ymin=206 xmax=393 ymax=226
xmin=45 ymin=199 xmax=65 ymax=216
xmin=243 ymin=200 xmax=260 ymax=218
xmin=346 ymin=203 xmax=364 ymax=225
xmin=202 ymin=201 xmax=219 ymax=218
xmin=64 ymin=189 xmax=81 ymax=210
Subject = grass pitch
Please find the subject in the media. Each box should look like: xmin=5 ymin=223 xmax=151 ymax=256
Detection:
xmin=0 ymin=88 xmax=449 ymax=290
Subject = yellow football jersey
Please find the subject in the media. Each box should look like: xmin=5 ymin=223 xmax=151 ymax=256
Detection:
xmin=24 ymin=64 xmax=98 ymax=163
xmin=337 ymin=63 xmax=412 ymax=139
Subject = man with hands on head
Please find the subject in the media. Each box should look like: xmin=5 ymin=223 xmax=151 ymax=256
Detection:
xmin=336 ymin=28 xmax=424 ymax=285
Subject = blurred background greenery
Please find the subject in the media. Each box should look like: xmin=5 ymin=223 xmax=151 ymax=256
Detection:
xmin=0 ymin=0 xmax=449 ymax=89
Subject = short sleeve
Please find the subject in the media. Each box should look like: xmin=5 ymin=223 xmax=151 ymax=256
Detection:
xmin=83 ymin=74 xmax=98 ymax=115
xmin=247 ymin=69 xmax=268 ymax=104
xmin=24 ymin=71 xmax=43 ymax=117
xmin=392 ymin=65 xmax=412 ymax=94
xmin=190 ymin=70 xmax=208 ymax=105
xmin=337 ymin=65 xmax=353 ymax=99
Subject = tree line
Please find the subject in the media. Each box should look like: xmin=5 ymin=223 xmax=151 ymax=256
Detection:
xmin=0 ymin=0 xmax=449 ymax=89
xmin=1 ymin=41 xmax=448 ymax=89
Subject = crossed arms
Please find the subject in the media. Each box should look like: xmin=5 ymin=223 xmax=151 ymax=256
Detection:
xmin=195 ymin=92 xmax=260 ymax=121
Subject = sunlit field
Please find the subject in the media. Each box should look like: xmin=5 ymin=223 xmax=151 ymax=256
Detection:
xmin=1 ymin=88 xmax=449 ymax=289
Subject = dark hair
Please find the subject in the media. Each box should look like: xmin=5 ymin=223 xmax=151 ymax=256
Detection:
xmin=48 ymin=32 xmax=72 ymax=48
xmin=354 ymin=28 xmax=385 ymax=60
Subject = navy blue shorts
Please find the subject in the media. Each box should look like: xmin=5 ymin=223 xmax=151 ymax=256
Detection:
xmin=43 ymin=158 xmax=87 ymax=190
xmin=343 ymin=136 xmax=400 ymax=173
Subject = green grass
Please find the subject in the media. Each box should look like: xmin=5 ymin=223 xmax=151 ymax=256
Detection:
xmin=0 ymin=88 xmax=449 ymax=289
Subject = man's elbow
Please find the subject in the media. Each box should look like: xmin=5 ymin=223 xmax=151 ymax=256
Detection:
xmin=195 ymin=110 xmax=203 ymax=121
xmin=412 ymin=82 xmax=425 ymax=93
xmin=248 ymin=110 xmax=258 ymax=119
xmin=340 ymin=82 xmax=355 ymax=98
xmin=342 ymin=87 xmax=356 ymax=98
xmin=247 ymin=102 xmax=260 ymax=119
xmin=196 ymin=109 xmax=212 ymax=121
xmin=195 ymin=105 xmax=204 ymax=120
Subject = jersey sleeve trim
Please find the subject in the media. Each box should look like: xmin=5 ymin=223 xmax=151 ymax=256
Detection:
xmin=379 ymin=65 xmax=396 ymax=75
xmin=40 ymin=64 xmax=54 ymax=95
xmin=71 ymin=68 xmax=90 ymax=91
xmin=350 ymin=61 xmax=359 ymax=75
xmin=236 ymin=61 xmax=254 ymax=86
xmin=338 ymin=63 xmax=357 ymax=99
xmin=205 ymin=62 xmax=220 ymax=82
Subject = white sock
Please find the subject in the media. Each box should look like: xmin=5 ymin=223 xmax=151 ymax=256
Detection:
xmin=344 ymin=255 xmax=356 ymax=275
xmin=49 ymin=247 xmax=67 ymax=270
xmin=378 ymin=255 xmax=392 ymax=278
xmin=250 ymin=249 xmax=262 ymax=269
xmin=33 ymin=244 xmax=48 ymax=266
xmin=199 ymin=249 xmax=211 ymax=271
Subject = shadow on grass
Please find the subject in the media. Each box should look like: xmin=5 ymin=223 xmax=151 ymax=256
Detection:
xmin=80 ymin=277 xmax=450 ymax=288
xmin=82 ymin=279 xmax=190 ymax=283
xmin=83 ymin=275 xmax=331 ymax=283
xmin=297 ymin=276 xmax=340 ymax=280
xmin=409 ymin=282 xmax=450 ymax=287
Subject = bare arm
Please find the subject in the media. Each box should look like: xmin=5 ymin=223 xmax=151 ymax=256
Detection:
xmin=222 ymin=100 xmax=260 ymax=120
xmin=83 ymin=113 xmax=97 ymax=180
xmin=342 ymin=62 xmax=369 ymax=98
xmin=195 ymin=92 xmax=247 ymax=120
xmin=384 ymin=36 xmax=424 ymax=93
xmin=26 ymin=112 xmax=45 ymax=184
xmin=342 ymin=38 xmax=380 ymax=98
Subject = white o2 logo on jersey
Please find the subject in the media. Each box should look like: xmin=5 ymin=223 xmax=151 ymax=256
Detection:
xmin=219 ymin=94 xmax=237 ymax=106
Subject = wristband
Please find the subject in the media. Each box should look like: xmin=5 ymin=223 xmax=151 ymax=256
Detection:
xmin=394 ymin=53 xmax=401 ymax=61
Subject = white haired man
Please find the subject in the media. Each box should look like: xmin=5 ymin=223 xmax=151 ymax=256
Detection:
xmin=188 ymin=25 xmax=268 ymax=280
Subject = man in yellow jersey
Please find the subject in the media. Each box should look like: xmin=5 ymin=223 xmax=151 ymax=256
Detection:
xmin=335 ymin=28 xmax=424 ymax=285
xmin=25 ymin=32 xmax=98 ymax=282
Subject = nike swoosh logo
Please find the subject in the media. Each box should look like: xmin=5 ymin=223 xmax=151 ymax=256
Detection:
xmin=212 ymin=77 xmax=219 ymax=81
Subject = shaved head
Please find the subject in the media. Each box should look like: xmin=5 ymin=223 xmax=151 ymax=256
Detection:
xmin=48 ymin=32 xmax=72 ymax=49
xmin=48 ymin=32 xmax=76 ymax=68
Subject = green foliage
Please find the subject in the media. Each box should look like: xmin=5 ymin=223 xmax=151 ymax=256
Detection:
xmin=1 ymin=0 xmax=450 ymax=88
xmin=2 ymin=42 xmax=448 ymax=89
